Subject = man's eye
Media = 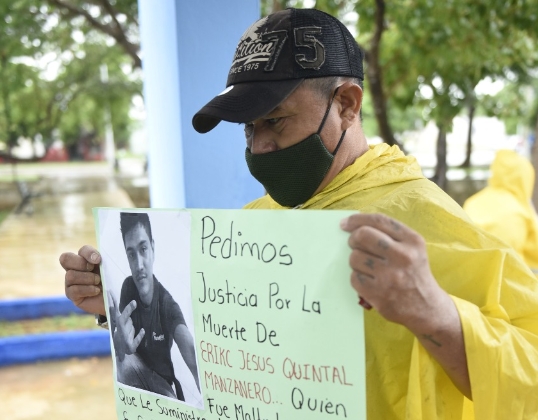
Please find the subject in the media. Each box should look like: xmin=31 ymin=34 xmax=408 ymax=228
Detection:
xmin=243 ymin=122 xmax=254 ymax=135
xmin=266 ymin=117 xmax=281 ymax=125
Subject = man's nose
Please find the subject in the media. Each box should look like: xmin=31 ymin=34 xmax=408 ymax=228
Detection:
xmin=136 ymin=253 xmax=144 ymax=271
xmin=248 ymin=128 xmax=278 ymax=154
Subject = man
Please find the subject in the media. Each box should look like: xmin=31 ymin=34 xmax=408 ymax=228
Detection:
xmin=106 ymin=212 xmax=200 ymax=400
xmin=464 ymin=149 xmax=538 ymax=273
xmin=60 ymin=8 xmax=538 ymax=419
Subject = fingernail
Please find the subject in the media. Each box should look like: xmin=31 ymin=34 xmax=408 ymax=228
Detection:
xmin=94 ymin=274 xmax=101 ymax=285
xmin=86 ymin=263 xmax=94 ymax=271
xmin=359 ymin=297 xmax=373 ymax=310
xmin=91 ymin=253 xmax=99 ymax=262
xmin=340 ymin=217 xmax=349 ymax=229
xmin=94 ymin=286 xmax=101 ymax=295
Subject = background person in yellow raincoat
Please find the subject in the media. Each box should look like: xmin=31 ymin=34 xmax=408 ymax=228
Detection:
xmin=59 ymin=9 xmax=538 ymax=420
xmin=463 ymin=149 xmax=538 ymax=273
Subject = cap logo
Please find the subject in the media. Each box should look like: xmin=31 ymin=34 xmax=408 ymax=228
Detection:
xmin=294 ymin=26 xmax=325 ymax=70
xmin=230 ymin=18 xmax=327 ymax=75
xmin=231 ymin=17 xmax=289 ymax=75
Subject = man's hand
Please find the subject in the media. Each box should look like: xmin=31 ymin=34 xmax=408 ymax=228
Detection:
xmin=60 ymin=245 xmax=105 ymax=315
xmin=340 ymin=213 xmax=471 ymax=398
xmin=109 ymin=293 xmax=145 ymax=361
xmin=340 ymin=213 xmax=447 ymax=332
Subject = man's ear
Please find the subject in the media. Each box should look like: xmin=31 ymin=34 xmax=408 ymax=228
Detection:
xmin=151 ymin=239 xmax=155 ymax=253
xmin=337 ymin=82 xmax=363 ymax=131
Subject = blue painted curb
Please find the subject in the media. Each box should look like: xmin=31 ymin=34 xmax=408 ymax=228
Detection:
xmin=0 ymin=330 xmax=111 ymax=367
xmin=0 ymin=296 xmax=85 ymax=321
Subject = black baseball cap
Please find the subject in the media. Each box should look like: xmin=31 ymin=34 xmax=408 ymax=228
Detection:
xmin=192 ymin=8 xmax=364 ymax=134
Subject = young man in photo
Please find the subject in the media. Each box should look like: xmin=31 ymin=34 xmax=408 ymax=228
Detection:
xmin=109 ymin=212 xmax=199 ymax=400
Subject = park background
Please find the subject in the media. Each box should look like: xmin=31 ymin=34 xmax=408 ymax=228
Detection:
xmin=0 ymin=0 xmax=537 ymax=419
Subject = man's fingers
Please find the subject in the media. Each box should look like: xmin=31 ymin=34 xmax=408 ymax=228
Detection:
xmin=65 ymin=270 xmax=100 ymax=287
xmin=347 ymin=225 xmax=396 ymax=258
xmin=65 ymin=284 xmax=101 ymax=303
xmin=108 ymin=292 xmax=118 ymax=313
xmin=349 ymin=247 xmax=387 ymax=274
xmin=350 ymin=271 xmax=376 ymax=309
xmin=78 ymin=245 xmax=101 ymax=265
xmin=119 ymin=300 xmax=137 ymax=323
xmin=351 ymin=270 xmax=375 ymax=289
xmin=59 ymin=246 xmax=100 ymax=272
xmin=59 ymin=252 xmax=96 ymax=272
xmin=107 ymin=293 xmax=119 ymax=331
xmin=341 ymin=213 xmax=411 ymax=242
xmin=131 ymin=328 xmax=145 ymax=351
xmin=61 ymin=247 xmax=103 ymax=314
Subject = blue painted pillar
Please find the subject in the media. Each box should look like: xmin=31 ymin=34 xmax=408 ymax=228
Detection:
xmin=138 ymin=0 xmax=262 ymax=209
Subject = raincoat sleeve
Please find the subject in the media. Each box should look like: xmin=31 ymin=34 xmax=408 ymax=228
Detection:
xmin=453 ymin=273 xmax=538 ymax=419
xmin=387 ymin=191 xmax=538 ymax=419
xmin=431 ymin=234 xmax=538 ymax=419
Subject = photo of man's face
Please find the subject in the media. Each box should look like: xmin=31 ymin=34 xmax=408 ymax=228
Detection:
xmin=124 ymin=222 xmax=155 ymax=305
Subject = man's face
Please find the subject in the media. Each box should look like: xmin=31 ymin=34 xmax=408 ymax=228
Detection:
xmin=124 ymin=222 xmax=155 ymax=304
xmin=243 ymin=84 xmax=342 ymax=155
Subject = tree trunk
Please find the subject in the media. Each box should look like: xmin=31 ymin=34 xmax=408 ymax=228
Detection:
xmin=431 ymin=123 xmax=448 ymax=191
xmin=364 ymin=0 xmax=403 ymax=149
xmin=460 ymin=104 xmax=475 ymax=168
xmin=0 ymin=55 xmax=14 ymax=147
xmin=272 ymin=0 xmax=285 ymax=11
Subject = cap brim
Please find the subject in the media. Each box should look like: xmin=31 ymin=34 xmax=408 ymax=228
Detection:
xmin=192 ymin=79 xmax=304 ymax=134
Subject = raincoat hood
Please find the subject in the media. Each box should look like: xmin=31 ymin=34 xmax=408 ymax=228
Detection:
xmin=464 ymin=149 xmax=538 ymax=271
xmin=489 ymin=149 xmax=535 ymax=202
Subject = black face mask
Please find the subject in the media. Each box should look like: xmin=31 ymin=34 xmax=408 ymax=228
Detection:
xmin=245 ymin=88 xmax=346 ymax=207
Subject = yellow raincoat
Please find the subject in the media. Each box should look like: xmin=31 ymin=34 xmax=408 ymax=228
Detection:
xmin=245 ymin=143 xmax=538 ymax=419
xmin=463 ymin=149 xmax=538 ymax=272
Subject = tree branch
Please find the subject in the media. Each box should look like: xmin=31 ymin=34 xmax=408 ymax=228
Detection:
xmin=46 ymin=0 xmax=141 ymax=68
xmin=96 ymin=0 xmax=125 ymax=35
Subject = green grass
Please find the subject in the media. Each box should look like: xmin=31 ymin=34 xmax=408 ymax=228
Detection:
xmin=0 ymin=209 xmax=10 ymax=225
xmin=0 ymin=174 xmax=41 ymax=183
xmin=0 ymin=314 xmax=99 ymax=337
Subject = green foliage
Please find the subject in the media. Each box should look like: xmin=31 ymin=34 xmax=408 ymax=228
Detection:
xmin=360 ymin=0 xmax=538 ymax=132
xmin=0 ymin=0 xmax=142 ymax=156
xmin=261 ymin=0 xmax=313 ymax=16
xmin=260 ymin=0 xmax=538 ymax=141
xmin=481 ymin=75 xmax=538 ymax=135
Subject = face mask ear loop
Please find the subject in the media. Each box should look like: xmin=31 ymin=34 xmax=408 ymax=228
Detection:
xmin=332 ymin=129 xmax=346 ymax=156
xmin=316 ymin=86 xmax=341 ymax=135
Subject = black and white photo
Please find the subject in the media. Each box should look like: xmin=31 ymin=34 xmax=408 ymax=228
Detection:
xmin=98 ymin=210 xmax=202 ymax=408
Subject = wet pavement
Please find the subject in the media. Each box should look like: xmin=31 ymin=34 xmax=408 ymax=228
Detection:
xmin=0 ymin=162 xmax=142 ymax=420
xmin=0 ymin=357 xmax=115 ymax=420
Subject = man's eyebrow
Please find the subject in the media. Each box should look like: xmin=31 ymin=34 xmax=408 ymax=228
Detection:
xmin=265 ymin=105 xmax=283 ymax=117
xmin=126 ymin=239 xmax=148 ymax=251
